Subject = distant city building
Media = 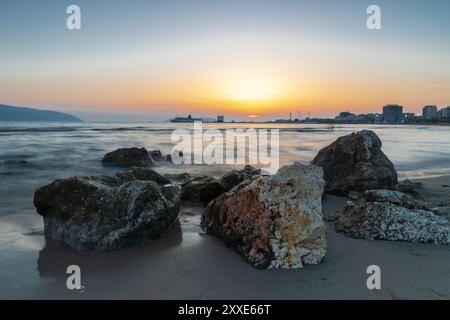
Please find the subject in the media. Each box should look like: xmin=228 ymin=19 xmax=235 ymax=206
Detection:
xmin=422 ymin=105 xmax=438 ymax=120
xmin=338 ymin=111 xmax=354 ymax=118
xmin=365 ymin=113 xmax=383 ymax=123
xmin=308 ymin=104 xmax=449 ymax=125
xmin=383 ymin=104 xmax=403 ymax=123
xmin=334 ymin=111 xmax=385 ymax=123
xmin=438 ymin=107 xmax=450 ymax=119
xmin=335 ymin=111 xmax=354 ymax=122
xmin=351 ymin=114 xmax=366 ymax=123
xmin=217 ymin=115 xmax=224 ymax=123
xmin=402 ymin=112 xmax=416 ymax=122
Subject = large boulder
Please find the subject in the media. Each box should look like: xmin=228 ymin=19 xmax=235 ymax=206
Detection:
xmin=201 ymin=162 xmax=327 ymax=269
xmin=102 ymin=147 xmax=155 ymax=167
xmin=335 ymin=202 xmax=450 ymax=245
xmin=34 ymin=168 xmax=181 ymax=250
xmin=311 ymin=130 xmax=398 ymax=195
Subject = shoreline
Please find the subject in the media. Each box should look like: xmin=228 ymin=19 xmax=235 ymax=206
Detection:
xmin=1 ymin=175 xmax=449 ymax=299
xmin=1 ymin=124 xmax=449 ymax=300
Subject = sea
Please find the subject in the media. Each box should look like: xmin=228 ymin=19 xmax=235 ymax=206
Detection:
xmin=1 ymin=122 xmax=450 ymax=298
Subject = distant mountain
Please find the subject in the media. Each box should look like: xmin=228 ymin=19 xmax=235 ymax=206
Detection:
xmin=0 ymin=104 xmax=82 ymax=122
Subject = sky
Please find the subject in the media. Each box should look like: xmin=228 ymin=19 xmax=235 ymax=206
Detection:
xmin=0 ymin=0 xmax=450 ymax=121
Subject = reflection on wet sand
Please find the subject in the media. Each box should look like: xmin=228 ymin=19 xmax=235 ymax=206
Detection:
xmin=37 ymin=221 xmax=183 ymax=279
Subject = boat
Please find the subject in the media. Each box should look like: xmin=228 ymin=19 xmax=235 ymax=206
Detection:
xmin=170 ymin=115 xmax=203 ymax=123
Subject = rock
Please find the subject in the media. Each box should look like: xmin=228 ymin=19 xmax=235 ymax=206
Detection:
xmin=348 ymin=191 xmax=362 ymax=201
xmin=243 ymin=164 xmax=261 ymax=177
xmin=102 ymin=147 xmax=154 ymax=167
xmin=181 ymin=176 xmax=225 ymax=205
xmin=364 ymin=189 xmax=428 ymax=210
xmin=148 ymin=150 xmax=164 ymax=162
xmin=164 ymin=172 xmax=191 ymax=182
xmin=395 ymin=179 xmax=424 ymax=196
xmin=311 ymin=130 xmax=398 ymax=195
xmin=149 ymin=150 xmax=173 ymax=163
xmin=149 ymin=150 xmax=175 ymax=163
xmin=218 ymin=170 xmax=247 ymax=191
xmin=335 ymin=202 xmax=450 ymax=245
xmin=34 ymin=168 xmax=181 ymax=250
xmin=115 ymin=167 xmax=171 ymax=185
xmin=181 ymin=166 xmax=261 ymax=205
xmin=219 ymin=165 xmax=262 ymax=191
xmin=201 ymin=162 xmax=327 ymax=269
xmin=431 ymin=207 xmax=450 ymax=217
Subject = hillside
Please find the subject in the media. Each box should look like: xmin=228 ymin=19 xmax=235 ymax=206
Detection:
xmin=0 ymin=104 xmax=82 ymax=122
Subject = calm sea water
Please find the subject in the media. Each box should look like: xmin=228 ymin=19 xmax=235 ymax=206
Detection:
xmin=1 ymin=122 xmax=449 ymax=298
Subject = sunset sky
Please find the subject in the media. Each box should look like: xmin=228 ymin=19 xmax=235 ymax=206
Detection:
xmin=1 ymin=0 xmax=450 ymax=121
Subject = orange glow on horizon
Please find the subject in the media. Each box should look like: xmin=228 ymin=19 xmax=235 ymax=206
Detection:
xmin=2 ymin=64 xmax=450 ymax=117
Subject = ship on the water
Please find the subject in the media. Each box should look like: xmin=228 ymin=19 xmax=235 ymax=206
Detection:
xmin=170 ymin=115 xmax=203 ymax=123
xmin=170 ymin=115 xmax=225 ymax=123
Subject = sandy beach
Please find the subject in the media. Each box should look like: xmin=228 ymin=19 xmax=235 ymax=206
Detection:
xmin=3 ymin=175 xmax=448 ymax=300
xmin=1 ymin=123 xmax=449 ymax=300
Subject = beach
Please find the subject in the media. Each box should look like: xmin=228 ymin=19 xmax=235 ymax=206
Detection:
xmin=0 ymin=176 xmax=448 ymax=299
xmin=1 ymin=123 xmax=450 ymax=299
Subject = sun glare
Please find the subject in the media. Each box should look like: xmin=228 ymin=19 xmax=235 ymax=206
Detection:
xmin=226 ymin=79 xmax=279 ymax=103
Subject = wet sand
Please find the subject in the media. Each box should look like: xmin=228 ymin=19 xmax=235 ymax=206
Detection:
xmin=2 ymin=176 xmax=450 ymax=300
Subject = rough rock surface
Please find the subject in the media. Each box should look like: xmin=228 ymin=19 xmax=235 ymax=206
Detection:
xmin=201 ymin=162 xmax=327 ymax=269
xmin=219 ymin=165 xmax=260 ymax=191
xmin=348 ymin=191 xmax=362 ymax=200
xmin=395 ymin=179 xmax=424 ymax=196
xmin=116 ymin=167 xmax=171 ymax=185
xmin=34 ymin=168 xmax=181 ymax=250
xmin=164 ymin=172 xmax=192 ymax=182
xmin=335 ymin=202 xmax=450 ymax=245
xmin=431 ymin=206 xmax=450 ymax=218
xmin=311 ymin=130 xmax=398 ymax=195
xmin=102 ymin=147 xmax=154 ymax=167
xmin=149 ymin=150 xmax=172 ymax=163
xmin=363 ymin=189 xmax=428 ymax=210
xmin=181 ymin=176 xmax=225 ymax=205
xmin=181 ymin=166 xmax=261 ymax=205
xmin=148 ymin=150 xmax=164 ymax=162
xmin=218 ymin=170 xmax=247 ymax=191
